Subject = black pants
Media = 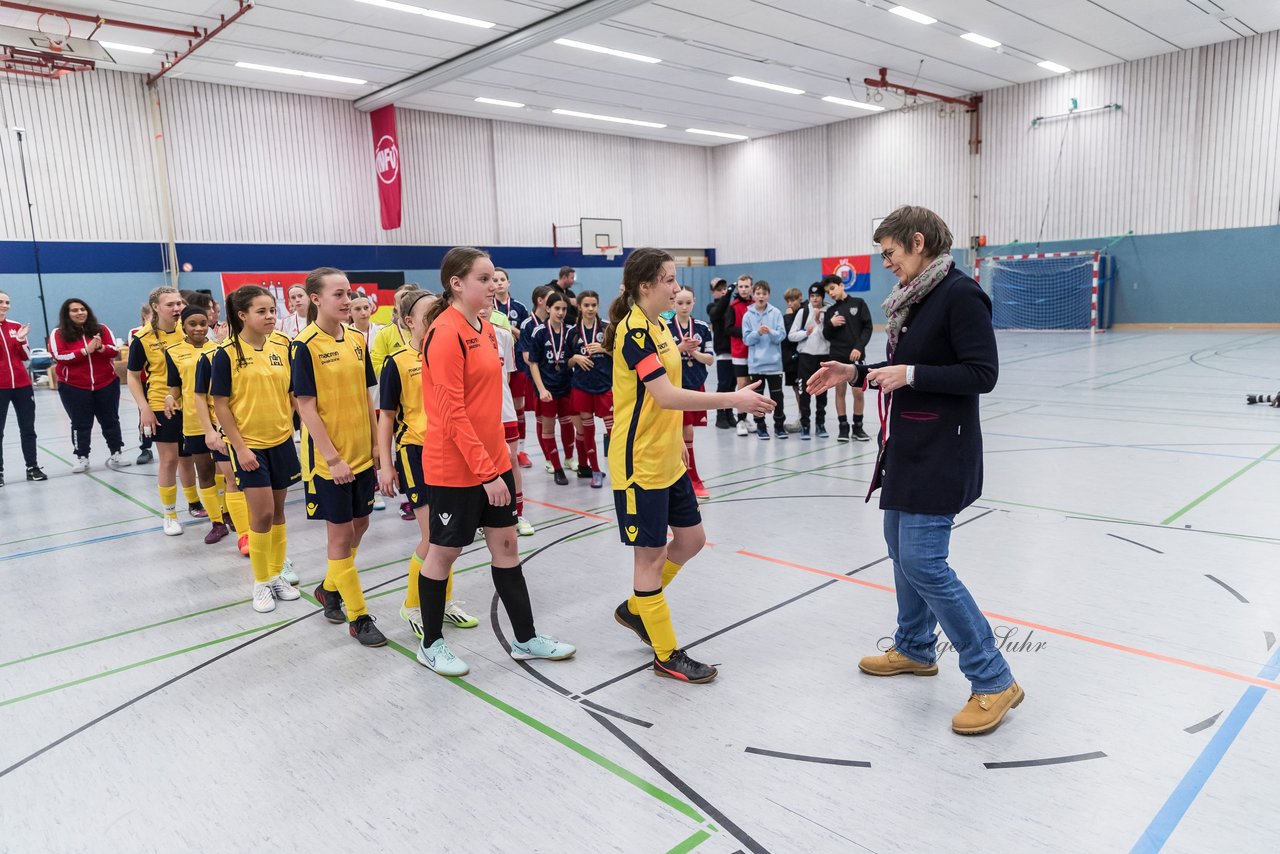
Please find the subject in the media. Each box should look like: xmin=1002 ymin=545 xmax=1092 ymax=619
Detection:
xmin=57 ymin=382 xmax=124 ymax=459
xmin=795 ymin=353 xmax=829 ymax=427
xmin=0 ymin=386 xmax=38 ymax=472
xmin=748 ymin=373 xmax=786 ymax=430
xmin=715 ymin=358 xmax=735 ymax=421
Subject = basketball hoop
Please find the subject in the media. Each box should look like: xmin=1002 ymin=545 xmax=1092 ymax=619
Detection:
xmin=36 ymin=12 xmax=73 ymax=53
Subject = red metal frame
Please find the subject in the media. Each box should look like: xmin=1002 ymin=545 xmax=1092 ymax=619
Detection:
xmin=0 ymin=2 xmax=200 ymax=38
xmin=147 ymin=0 xmax=252 ymax=86
xmin=863 ymin=67 xmax=984 ymax=153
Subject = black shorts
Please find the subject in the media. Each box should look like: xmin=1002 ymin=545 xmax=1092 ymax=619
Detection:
xmin=613 ymin=473 xmax=702 ymax=548
xmin=395 ymin=444 xmax=428 ymax=509
xmin=152 ymin=409 xmax=183 ymax=444
xmin=229 ymin=439 xmax=301 ymax=491
xmin=733 ymin=362 xmax=750 ymax=378
xmin=182 ymin=434 xmax=212 ymax=456
xmin=784 ymin=365 xmax=798 ymax=387
xmin=306 ymin=467 xmax=377 ymax=524
xmin=427 ymin=470 xmax=517 ymax=548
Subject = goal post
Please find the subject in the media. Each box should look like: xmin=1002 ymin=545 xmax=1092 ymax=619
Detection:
xmin=974 ymin=251 xmax=1105 ymax=334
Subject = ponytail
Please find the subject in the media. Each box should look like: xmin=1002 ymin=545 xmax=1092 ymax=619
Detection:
xmin=603 ymin=247 xmax=673 ymax=351
xmin=424 ymin=247 xmax=488 ymax=332
xmin=304 ymin=267 xmax=344 ymax=327
xmin=148 ymin=286 xmax=179 ymax=333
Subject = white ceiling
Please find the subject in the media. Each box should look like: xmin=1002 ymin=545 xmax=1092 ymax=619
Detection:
xmin=2 ymin=0 xmax=1277 ymax=146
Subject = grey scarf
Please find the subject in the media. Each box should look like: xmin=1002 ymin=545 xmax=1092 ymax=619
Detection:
xmin=882 ymin=254 xmax=953 ymax=357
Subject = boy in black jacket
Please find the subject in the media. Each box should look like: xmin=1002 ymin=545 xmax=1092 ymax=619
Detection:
xmin=705 ymin=278 xmax=734 ymax=427
xmin=822 ymin=274 xmax=873 ymax=442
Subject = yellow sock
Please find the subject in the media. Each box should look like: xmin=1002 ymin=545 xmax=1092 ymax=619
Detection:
xmin=215 ymin=473 xmax=228 ymax=514
xmin=224 ymin=491 xmax=250 ymax=535
xmin=330 ymin=556 xmax=368 ymax=620
xmin=635 ymin=590 xmax=678 ymax=661
xmin=269 ymin=523 xmax=286 ymax=576
xmin=249 ymin=530 xmax=271 ymax=582
xmin=403 ymin=552 xmax=424 ymax=609
xmin=445 ymin=568 xmax=454 ymax=602
xmin=322 ymin=558 xmax=339 ymax=592
xmin=183 ymin=484 xmax=199 ymax=506
xmin=159 ymin=484 xmax=178 ymax=517
xmin=662 ymin=559 xmax=682 ymax=588
xmin=199 ymin=485 xmax=224 ymax=523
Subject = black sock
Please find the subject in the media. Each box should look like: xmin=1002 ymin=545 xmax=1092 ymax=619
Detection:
xmin=418 ymin=575 xmax=448 ymax=645
xmin=492 ymin=564 xmax=536 ymax=643
xmin=853 ymin=415 xmax=863 ymax=427
xmin=737 ymin=412 xmax=746 ymax=423
xmin=838 ymin=415 xmax=849 ymax=426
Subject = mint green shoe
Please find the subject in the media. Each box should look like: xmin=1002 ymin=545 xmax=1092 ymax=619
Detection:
xmin=417 ymin=637 xmax=468 ymax=676
xmin=279 ymin=558 xmax=299 ymax=586
xmin=510 ymin=634 xmax=576 ymax=661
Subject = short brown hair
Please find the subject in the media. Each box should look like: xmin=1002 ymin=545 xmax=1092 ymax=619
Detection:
xmin=783 ymin=287 xmax=802 ymax=302
xmin=873 ymin=205 xmax=953 ymax=257
xmin=753 ymin=280 xmax=770 ymax=294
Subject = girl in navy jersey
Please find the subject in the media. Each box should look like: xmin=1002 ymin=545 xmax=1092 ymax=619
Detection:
xmin=527 ymin=291 xmax=575 ymax=486
xmin=668 ymin=287 xmax=716 ymax=499
xmin=567 ymin=291 xmax=612 ymax=489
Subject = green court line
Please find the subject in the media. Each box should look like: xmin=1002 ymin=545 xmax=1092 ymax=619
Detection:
xmin=0 ymin=621 xmax=289 ymax=708
xmin=664 ymin=829 xmax=712 ymax=854
xmin=382 ymin=637 xmax=707 ymax=825
xmin=1161 ymin=443 xmax=1280 ymax=526
xmin=37 ymin=444 xmax=162 ymax=517
xmin=0 ymin=515 xmax=153 ymax=548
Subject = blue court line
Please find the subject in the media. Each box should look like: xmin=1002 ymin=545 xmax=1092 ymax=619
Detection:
xmin=1131 ymin=643 xmax=1280 ymax=852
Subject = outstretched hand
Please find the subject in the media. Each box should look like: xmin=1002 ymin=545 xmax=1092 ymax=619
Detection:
xmin=806 ymin=361 xmax=856 ymax=395
xmin=728 ymin=380 xmax=776 ymax=418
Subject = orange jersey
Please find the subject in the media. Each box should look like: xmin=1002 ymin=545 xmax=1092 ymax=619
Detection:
xmin=421 ymin=306 xmax=511 ymax=487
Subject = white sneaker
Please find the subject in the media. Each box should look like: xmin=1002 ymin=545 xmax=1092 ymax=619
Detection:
xmin=162 ymin=515 xmax=184 ymax=536
xmin=400 ymin=604 xmax=424 ymax=639
xmin=373 ymin=495 xmax=386 ymax=511
xmin=252 ymin=582 xmax=276 ymax=613
xmin=106 ymin=452 xmax=132 ymax=469
xmin=563 ymin=455 xmax=574 ymax=472
xmin=279 ymin=558 xmax=299 ymax=586
xmin=516 ymin=516 xmax=536 ymax=536
xmin=267 ymin=575 xmax=299 ymax=601
xmin=735 ymin=421 xmax=749 ymax=436
xmin=72 ymin=456 xmax=89 ymax=473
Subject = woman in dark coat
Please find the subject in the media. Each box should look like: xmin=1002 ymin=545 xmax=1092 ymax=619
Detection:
xmin=809 ymin=205 xmax=1023 ymax=735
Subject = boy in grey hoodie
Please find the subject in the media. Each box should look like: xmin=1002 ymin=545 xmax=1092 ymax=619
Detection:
xmin=741 ymin=281 xmax=788 ymax=439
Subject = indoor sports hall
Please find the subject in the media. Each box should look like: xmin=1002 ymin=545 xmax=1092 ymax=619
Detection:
xmin=1 ymin=2 xmax=1278 ymax=852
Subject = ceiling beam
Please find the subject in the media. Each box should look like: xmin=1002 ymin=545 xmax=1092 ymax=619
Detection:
xmin=354 ymin=0 xmax=653 ymax=112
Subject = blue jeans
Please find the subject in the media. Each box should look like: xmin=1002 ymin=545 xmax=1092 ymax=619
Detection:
xmin=884 ymin=509 xmax=1013 ymax=694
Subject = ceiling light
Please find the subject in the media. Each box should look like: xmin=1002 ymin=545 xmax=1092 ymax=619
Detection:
xmin=1037 ymin=60 xmax=1071 ymax=73
xmin=960 ymin=33 xmax=1001 ymax=49
xmin=235 ymin=62 xmax=367 ymax=85
xmin=552 ymin=109 xmax=666 ymax=128
xmin=889 ymin=6 xmax=937 ymax=25
xmin=554 ymin=38 xmax=661 ymax=64
xmin=686 ymin=128 xmax=748 ymax=140
xmin=475 ymin=96 xmax=525 ymax=108
xmin=728 ymin=76 xmax=804 ymax=95
xmin=822 ymin=95 xmax=885 ymax=112
xmin=352 ymin=0 xmax=494 ymax=29
xmin=99 ymin=41 xmax=155 ymax=55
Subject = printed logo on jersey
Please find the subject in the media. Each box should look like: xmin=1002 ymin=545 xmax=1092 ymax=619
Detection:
xmin=269 ymin=353 xmax=284 ymax=366
xmin=438 ymin=512 xmax=453 ymax=525
xmin=408 ymin=490 xmax=419 ymax=504
xmin=631 ymin=331 xmax=646 ymax=349
xmin=625 ymin=525 xmax=639 ymax=542
xmin=354 ymin=343 xmax=364 ymax=361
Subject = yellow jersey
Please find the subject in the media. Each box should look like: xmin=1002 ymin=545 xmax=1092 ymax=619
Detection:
xmin=608 ymin=303 xmax=684 ymax=490
xmin=370 ymin=323 xmax=408 ymax=381
xmin=127 ymin=325 xmax=185 ymax=410
xmin=165 ymin=340 xmax=219 ymax=437
xmin=292 ymin=322 xmax=376 ymax=481
xmin=378 ymin=344 xmax=426 ymax=448
xmin=193 ymin=349 xmax=219 ymax=430
xmin=209 ymin=332 xmax=294 ymax=449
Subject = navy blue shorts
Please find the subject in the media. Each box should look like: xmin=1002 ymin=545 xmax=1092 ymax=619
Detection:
xmin=306 ymin=467 xmax=376 ymax=524
xmin=182 ymin=433 xmax=211 ymax=456
xmin=613 ymin=473 xmax=702 ymax=548
xmin=229 ymin=440 xmax=301 ymax=491
xmin=151 ymin=409 xmax=183 ymax=445
xmin=394 ymin=444 xmax=428 ymax=509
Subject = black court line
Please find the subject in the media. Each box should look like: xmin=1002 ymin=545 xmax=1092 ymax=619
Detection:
xmin=1204 ymin=575 xmax=1249 ymax=604
xmin=1105 ymin=533 xmax=1164 ymax=554
xmin=1184 ymin=712 xmax=1222 ymax=735
xmin=578 ymin=699 xmax=652 ymax=729
xmin=744 ymin=747 xmax=870 ymax=768
xmin=983 ymin=751 xmax=1107 ymax=770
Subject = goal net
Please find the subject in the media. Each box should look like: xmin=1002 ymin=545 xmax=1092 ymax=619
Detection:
xmin=975 ymin=252 xmax=1102 ymax=332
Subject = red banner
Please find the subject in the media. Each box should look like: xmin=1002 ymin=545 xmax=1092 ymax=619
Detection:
xmin=220 ymin=273 xmax=400 ymax=326
xmin=371 ymin=105 xmax=401 ymax=230
xmin=821 ymin=254 xmax=872 ymax=292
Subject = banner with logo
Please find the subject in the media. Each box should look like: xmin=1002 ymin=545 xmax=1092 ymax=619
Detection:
xmin=371 ymin=105 xmax=401 ymax=230
xmin=821 ymin=254 xmax=872 ymax=292
xmin=220 ymin=271 xmax=406 ymax=327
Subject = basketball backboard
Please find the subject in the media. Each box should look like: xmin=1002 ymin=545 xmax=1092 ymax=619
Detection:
xmin=580 ymin=217 xmax=623 ymax=260
xmin=0 ymin=25 xmax=115 ymax=63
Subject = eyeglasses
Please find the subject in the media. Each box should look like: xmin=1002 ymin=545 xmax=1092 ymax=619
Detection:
xmin=880 ymin=248 xmax=897 ymax=263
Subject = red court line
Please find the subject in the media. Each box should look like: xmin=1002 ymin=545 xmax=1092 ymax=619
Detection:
xmin=737 ymin=549 xmax=1280 ymax=693
xmin=523 ymin=498 xmax=612 ymax=522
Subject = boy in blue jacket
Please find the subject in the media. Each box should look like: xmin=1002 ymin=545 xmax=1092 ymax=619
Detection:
xmin=742 ymin=281 xmax=788 ymax=439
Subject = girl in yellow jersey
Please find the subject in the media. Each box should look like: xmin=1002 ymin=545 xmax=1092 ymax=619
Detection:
xmin=607 ymin=248 xmax=774 ymax=684
xmin=293 ymin=267 xmax=384 ymax=648
xmin=127 ymin=286 xmax=197 ymax=535
xmin=210 ymin=286 xmax=302 ymax=614
xmin=164 ymin=306 xmax=226 ymax=544
xmin=376 ymin=289 xmax=480 ymax=639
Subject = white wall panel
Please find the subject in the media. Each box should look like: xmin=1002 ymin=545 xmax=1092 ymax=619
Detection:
xmin=0 ymin=70 xmax=162 ymax=242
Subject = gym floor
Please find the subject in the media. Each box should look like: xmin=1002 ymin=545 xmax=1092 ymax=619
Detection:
xmin=2 ymin=331 xmax=1277 ymax=853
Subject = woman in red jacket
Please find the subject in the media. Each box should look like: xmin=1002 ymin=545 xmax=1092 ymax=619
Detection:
xmin=49 ymin=298 xmax=131 ymax=473
xmin=0 ymin=290 xmax=47 ymax=486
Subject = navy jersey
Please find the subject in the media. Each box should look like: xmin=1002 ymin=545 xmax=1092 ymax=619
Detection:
xmin=495 ymin=296 xmax=530 ymax=334
xmin=527 ymin=322 xmax=574 ymax=397
xmin=568 ymin=320 xmax=612 ymax=394
xmin=667 ymin=317 xmax=715 ymax=390
xmin=516 ymin=314 xmax=543 ymax=375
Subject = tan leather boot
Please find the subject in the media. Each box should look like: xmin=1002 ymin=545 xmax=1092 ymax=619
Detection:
xmin=858 ymin=647 xmax=939 ymax=677
xmin=952 ymin=683 xmax=1025 ymax=735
